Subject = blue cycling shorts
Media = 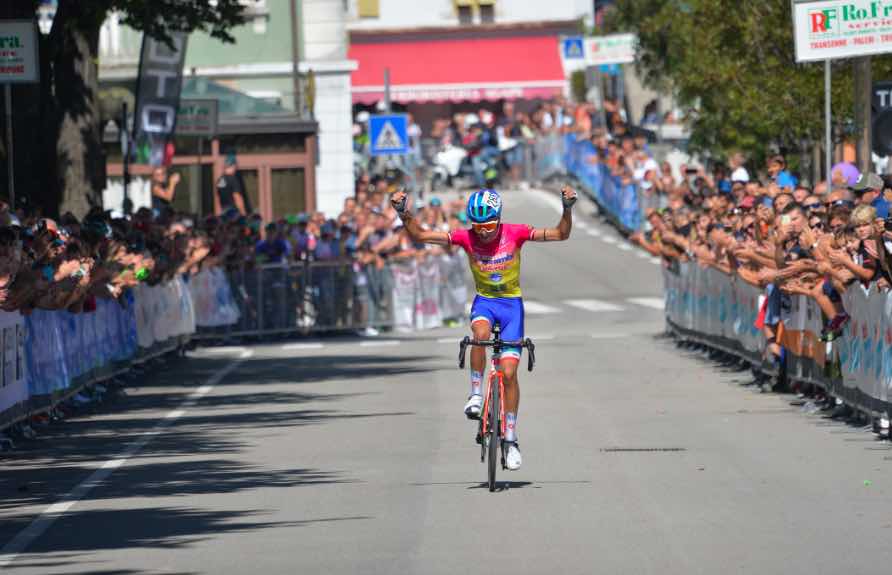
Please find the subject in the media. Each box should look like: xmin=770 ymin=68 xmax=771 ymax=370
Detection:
xmin=470 ymin=295 xmax=524 ymax=359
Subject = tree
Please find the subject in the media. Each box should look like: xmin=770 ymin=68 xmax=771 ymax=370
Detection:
xmin=607 ymin=0 xmax=892 ymax=171
xmin=2 ymin=0 xmax=246 ymax=217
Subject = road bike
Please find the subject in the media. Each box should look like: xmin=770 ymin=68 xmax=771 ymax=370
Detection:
xmin=459 ymin=324 xmax=535 ymax=492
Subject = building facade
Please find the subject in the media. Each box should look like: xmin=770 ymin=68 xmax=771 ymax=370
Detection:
xmin=345 ymin=0 xmax=593 ymax=130
xmin=347 ymin=0 xmax=593 ymax=30
xmin=98 ymin=0 xmax=356 ymax=218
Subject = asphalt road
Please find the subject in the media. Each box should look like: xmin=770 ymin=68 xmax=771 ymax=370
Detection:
xmin=3 ymin=188 xmax=892 ymax=575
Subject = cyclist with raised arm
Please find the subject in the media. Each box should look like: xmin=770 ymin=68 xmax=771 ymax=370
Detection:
xmin=390 ymin=186 xmax=577 ymax=470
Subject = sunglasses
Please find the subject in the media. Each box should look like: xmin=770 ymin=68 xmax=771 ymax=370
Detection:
xmin=471 ymin=221 xmax=499 ymax=233
xmin=803 ymin=203 xmax=822 ymax=211
xmin=827 ymin=199 xmax=854 ymax=209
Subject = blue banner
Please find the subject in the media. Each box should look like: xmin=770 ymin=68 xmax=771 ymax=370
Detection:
xmin=562 ymin=134 xmax=641 ymax=232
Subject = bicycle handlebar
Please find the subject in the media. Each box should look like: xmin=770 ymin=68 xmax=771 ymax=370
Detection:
xmin=458 ymin=336 xmax=536 ymax=372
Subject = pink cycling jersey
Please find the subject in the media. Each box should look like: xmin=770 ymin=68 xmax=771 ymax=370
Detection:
xmin=449 ymin=223 xmax=534 ymax=298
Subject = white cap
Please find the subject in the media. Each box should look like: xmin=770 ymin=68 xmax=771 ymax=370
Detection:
xmin=731 ymin=166 xmax=750 ymax=183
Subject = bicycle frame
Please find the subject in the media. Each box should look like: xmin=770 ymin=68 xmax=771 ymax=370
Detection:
xmin=480 ymin=356 xmax=506 ymax=438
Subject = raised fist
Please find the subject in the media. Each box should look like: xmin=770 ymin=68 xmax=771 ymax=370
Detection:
xmin=561 ymin=186 xmax=578 ymax=209
xmin=391 ymin=189 xmax=409 ymax=214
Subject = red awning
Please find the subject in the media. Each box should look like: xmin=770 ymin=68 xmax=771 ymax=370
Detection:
xmin=349 ymin=35 xmax=566 ymax=104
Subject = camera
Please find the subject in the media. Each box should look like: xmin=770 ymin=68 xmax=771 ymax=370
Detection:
xmin=884 ymin=218 xmax=892 ymax=232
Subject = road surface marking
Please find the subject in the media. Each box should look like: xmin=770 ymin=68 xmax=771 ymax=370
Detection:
xmin=523 ymin=300 xmax=562 ymax=314
xmin=566 ymin=299 xmax=625 ymax=313
xmin=282 ymin=342 xmax=325 ymax=351
xmin=203 ymin=346 xmax=248 ymax=354
xmin=650 ymin=257 xmax=661 ymax=265
xmin=635 ymin=251 xmax=649 ymax=259
xmin=0 ymin=349 xmax=253 ymax=568
xmin=586 ymin=229 xmax=602 ymax=238
xmin=601 ymin=236 xmax=618 ymax=245
xmin=617 ymin=243 xmax=633 ymax=251
xmin=359 ymin=340 xmax=400 ymax=347
xmin=628 ymin=297 xmax=665 ymax=310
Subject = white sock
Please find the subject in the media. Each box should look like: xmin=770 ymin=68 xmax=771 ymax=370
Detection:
xmin=505 ymin=412 xmax=517 ymax=443
xmin=470 ymin=370 xmax=483 ymax=397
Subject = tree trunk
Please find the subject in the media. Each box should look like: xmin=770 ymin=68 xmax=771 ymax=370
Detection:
xmin=51 ymin=0 xmax=108 ymax=218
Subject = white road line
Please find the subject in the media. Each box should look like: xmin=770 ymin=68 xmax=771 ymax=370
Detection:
xmin=0 ymin=349 xmax=254 ymax=568
xmin=359 ymin=340 xmax=400 ymax=347
xmin=617 ymin=243 xmax=633 ymax=252
xmin=635 ymin=251 xmax=649 ymax=259
xmin=565 ymin=299 xmax=625 ymax=313
xmin=438 ymin=337 xmax=460 ymax=344
xmin=282 ymin=342 xmax=325 ymax=351
xmin=627 ymin=297 xmax=665 ymax=310
xmin=591 ymin=333 xmax=632 ymax=340
xmin=650 ymin=257 xmax=661 ymax=265
xmin=586 ymin=229 xmax=602 ymax=238
xmin=523 ymin=300 xmax=562 ymax=314
xmin=530 ymin=334 xmax=555 ymax=341
xmin=202 ymin=346 xmax=248 ymax=354
xmin=601 ymin=236 xmax=618 ymax=245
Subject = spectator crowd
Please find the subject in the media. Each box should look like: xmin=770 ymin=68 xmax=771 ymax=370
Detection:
xmin=628 ymin=157 xmax=892 ymax=379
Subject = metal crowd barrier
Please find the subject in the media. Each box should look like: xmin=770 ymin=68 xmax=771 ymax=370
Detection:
xmin=530 ymin=132 xmax=644 ymax=234
xmin=197 ymin=253 xmax=471 ymax=339
xmin=664 ymin=262 xmax=892 ymax=420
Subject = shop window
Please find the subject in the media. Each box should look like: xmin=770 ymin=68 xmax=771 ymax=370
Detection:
xmin=271 ymin=168 xmax=306 ymax=218
xmin=455 ymin=0 xmax=495 ymax=25
xmin=458 ymin=5 xmax=473 ymax=24
xmin=479 ymin=1 xmax=495 ymax=23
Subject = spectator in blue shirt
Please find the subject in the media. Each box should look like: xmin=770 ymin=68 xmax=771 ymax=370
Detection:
xmin=255 ymin=223 xmax=291 ymax=264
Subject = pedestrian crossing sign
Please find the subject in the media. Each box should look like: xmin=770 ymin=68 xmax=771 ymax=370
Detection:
xmin=562 ymin=37 xmax=585 ymax=60
xmin=369 ymin=114 xmax=410 ymax=156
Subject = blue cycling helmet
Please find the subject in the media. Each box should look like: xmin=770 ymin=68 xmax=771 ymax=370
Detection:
xmin=466 ymin=189 xmax=502 ymax=223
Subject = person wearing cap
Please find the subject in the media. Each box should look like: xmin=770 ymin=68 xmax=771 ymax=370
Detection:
xmin=850 ymin=172 xmax=891 ymax=220
xmin=216 ymin=154 xmax=250 ymax=216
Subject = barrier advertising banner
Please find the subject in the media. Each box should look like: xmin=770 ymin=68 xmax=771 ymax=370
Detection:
xmin=793 ymin=0 xmax=892 ymax=62
xmin=0 ymin=311 xmax=27 ymax=419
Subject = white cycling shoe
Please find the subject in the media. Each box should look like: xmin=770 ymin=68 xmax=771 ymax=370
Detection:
xmin=505 ymin=442 xmax=522 ymax=471
xmin=464 ymin=394 xmax=483 ymax=420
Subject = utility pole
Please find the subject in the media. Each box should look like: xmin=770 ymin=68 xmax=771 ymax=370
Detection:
xmin=289 ymin=0 xmax=302 ymax=114
xmin=854 ymin=57 xmax=873 ymax=173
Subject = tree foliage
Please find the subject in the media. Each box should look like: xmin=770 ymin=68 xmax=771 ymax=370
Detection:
xmin=3 ymin=0 xmax=247 ymax=217
xmin=607 ymin=0 xmax=892 ymax=165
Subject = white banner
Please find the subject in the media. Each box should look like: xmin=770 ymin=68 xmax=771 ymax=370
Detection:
xmin=793 ymin=0 xmax=892 ymax=62
xmin=415 ymin=257 xmax=442 ymax=330
xmin=586 ymin=33 xmax=637 ymax=66
xmin=190 ymin=268 xmax=240 ymax=327
xmin=0 ymin=311 xmax=26 ymax=416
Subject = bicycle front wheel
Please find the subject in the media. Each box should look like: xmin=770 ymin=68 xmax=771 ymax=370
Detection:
xmin=487 ymin=376 xmax=500 ymax=492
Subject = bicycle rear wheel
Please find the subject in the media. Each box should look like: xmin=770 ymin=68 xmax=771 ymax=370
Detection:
xmin=487 ymin=375 xmax=500 ymax=492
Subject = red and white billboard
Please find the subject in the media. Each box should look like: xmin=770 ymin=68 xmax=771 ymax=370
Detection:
xmin=794 ymin=0 xmax=892 ymax=62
